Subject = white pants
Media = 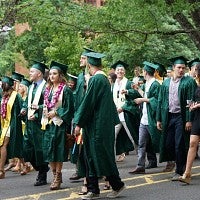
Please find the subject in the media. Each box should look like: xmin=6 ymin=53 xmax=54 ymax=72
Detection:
xmin=114 ymin=121 xmax=137 ymax=156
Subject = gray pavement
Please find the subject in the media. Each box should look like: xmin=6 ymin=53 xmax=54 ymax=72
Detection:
xmin=1 ymin=151 xmax=200 ymax=200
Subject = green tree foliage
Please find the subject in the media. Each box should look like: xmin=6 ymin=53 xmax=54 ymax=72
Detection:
xmin=0 ymin=0 xmax=200 ymax=77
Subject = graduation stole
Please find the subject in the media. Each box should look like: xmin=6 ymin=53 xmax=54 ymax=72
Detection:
xmin=94 ymin=70 xmax=107 ymax=76
xmin=27 ymin=79 xmax=46 ymax=119
xmin=41 ymin=85 xmax=65 ymax=130
xmin=0 ymin=91 xmax=17 ymax=146
xmin=113 ymin=77 xmax=128 ymax=109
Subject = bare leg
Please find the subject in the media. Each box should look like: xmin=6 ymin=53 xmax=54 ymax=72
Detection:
xmin=0 ymin=137 xmax=10 ymax=178
xmin=184 ymin=135 xmax=200 ymax=175
xmin=179 ymin=135 xmax=200 ymax=184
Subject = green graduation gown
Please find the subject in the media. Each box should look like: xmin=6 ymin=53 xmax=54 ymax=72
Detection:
xmin=145 ymin=80 xmax=161 ymax=153
xmin=74 ymin=72 xmax=86 ymax=112
xmin=0 ymin=93 xmax=23 ymax=159
xmin=43 ymin=86 xmax=74 ymax=162
xmin=23 ymin=81 xmax=47 ymax=166
xmin=116 ymin=80 xmax=142 ymax=155
xmin=157 ymin=76 xmax=197 ymax=162
xmin=74 ymin=72 xmax=120 ymax=177
xmin=70 ymin=72 xmax=86 ymax=176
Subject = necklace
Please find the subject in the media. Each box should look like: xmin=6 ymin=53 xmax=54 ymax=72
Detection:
xmin=1 ymin=95 xmax=9 ymax=119
xmin=44 ymin=82 xmax=65 ymax=109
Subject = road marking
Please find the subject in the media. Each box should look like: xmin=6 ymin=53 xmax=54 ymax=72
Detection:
xmin=4 ymin=169 xmax=200 ymax=200
xmin=144 ymin=175 xmax=154 ymax=184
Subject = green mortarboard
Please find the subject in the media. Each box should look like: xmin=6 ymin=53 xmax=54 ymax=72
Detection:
xmin=169 ymin=56 xmax=188 ymax=65
xmin=2 ymin=76 xmax=14 ymax=86
xmin=50 ymin=61 xmax=68 ymax=75
xmin=67 ymin=73 xmax=78 ymax=82
xmin=21 ymin=79 xmax=31 ymax=87
xmin=11 ymin=72 xmax=24 ymax=82
xmin=154 ymin=62 xmax=167 ymax=77
xmin=143 ymin=61 xmax=159 ymax=74
xmin=31 ymin=61 xmax=47 ymax=74
xmin=167 ymin=65 xmax=173 ymax=71
xmin=111 ymin=60 xmax=129 ymax=70
xmin=82 ymin=47 xmax=95 ymax=56
xmin=188 ymin=58 xmax=200 ymax=69
xmin=85 ymin=52 xmax=105 ymax=67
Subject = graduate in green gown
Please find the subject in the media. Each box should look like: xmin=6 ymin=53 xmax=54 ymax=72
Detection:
xmin=42 ymin=61 xmax=74 ymax=190
xmin=69 ymin=48 xmax=95 ymax=183
xmin=4 ymin=72 xmax=24 ymax=172
xmin=156 ymin=56 xmax=197 ymax=180
xmin=74 ymin=52 xmax=126 ymax=199
xmin=0 ymin=76 xmax=23 ymax=179
xmin=111 ymin=60 xmax=141 ymax=162
xmin=129 ymin=61 xmax=161 ymax=174
xmin=22 ymin=61 xmax=49 ymax=186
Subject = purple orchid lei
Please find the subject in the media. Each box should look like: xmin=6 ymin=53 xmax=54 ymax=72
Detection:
xmin=1 ymin=95 xmax=9 ymax=119
xmin=44 ymin=82 xmax=65 ymax=109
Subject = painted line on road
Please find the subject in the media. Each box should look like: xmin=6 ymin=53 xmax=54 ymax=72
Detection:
xmin=4 ymin=169 xmax=200 ymax=200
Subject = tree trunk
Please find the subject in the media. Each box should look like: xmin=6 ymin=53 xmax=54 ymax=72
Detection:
xmin=165 ymin=0 xmax=200 ymax=50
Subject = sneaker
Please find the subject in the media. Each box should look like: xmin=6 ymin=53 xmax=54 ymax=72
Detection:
xmin=69 ymin=173 xmax=82 ymax=180
xmin=81 ymin=192 xmax=100 ymax=200
xmin=107 ymin=185 xmax=126 ymax=199
xmin=171 ymin=173 xmax=181 ymax=181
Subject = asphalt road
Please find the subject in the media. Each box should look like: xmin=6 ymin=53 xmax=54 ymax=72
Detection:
xmin=1 ymin=151 xmax=200 ymax=200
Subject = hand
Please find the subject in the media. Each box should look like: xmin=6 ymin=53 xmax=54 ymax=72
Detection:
xmin=121 ymin=89 xmax=128 ymax=94
xmin=134 ymin=98 xmax=144 ymax=105
xmin=74 ymin=125 xmax=81 ymax=137
xmin=31 ymin=104 xmax=39 ymax=110
xmin=131 ymin=83 xmax=139 ymax=90
xmin=157 ymin=121 xmax=162 ymax=131
xmin=185 ymin=122 xmax=192 ymax=132
xmin=47 ymin=110 xmax=56 ymax=119
xmin=189 ymin=102 xmax=200 ymax=111
xmin=20 ymin=109 xmax=26 ymax=116
xmin=28 ymin=115 xmax=35 ymax=121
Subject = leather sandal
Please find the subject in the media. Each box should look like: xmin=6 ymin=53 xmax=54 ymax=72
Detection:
xmin=4 ymin=163 xmax=15 ymax=171
xmin=12 ymin=166 xmax=21 ymax=173
xmin=116 ymin=153 xmax=126 ymax=162
xmin=179 ymin=173 xmax=191 ymax=184
xmin=20 ymin=165 xmax=31 ymax=175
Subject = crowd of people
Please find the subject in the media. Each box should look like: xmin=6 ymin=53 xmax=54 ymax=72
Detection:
xmin=0 ymin=49 xmax=200 ymax=200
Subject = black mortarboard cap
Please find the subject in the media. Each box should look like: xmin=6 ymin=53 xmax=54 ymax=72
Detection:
xmin=11 ymin=72 xmax=24 ymax=82
xmin=21 ymin=79 xmax=31 ymax=87
xmin=2 ymin=76 xmax=14 ymax=86
xmin=138 ymin=75 xmax=145 ymax=82
xmin=85 ymin=52 xmax=105 ymax=67
xmin=31 ymin=61 xmax=47 ymax=74
xmin=154 ymin=62 xmax=167 ymax=77
xmin=111 ymin=60 xmax=129 ymax=69
xmin=188 ymin=58 xmax=200 ymax=69
xmin=67 ymin=73 xmax=78 ymax=82
xmin=169 ymin=56 xmax=188 ymax=65
xmin=50 ymin=61 xmax=68 ymax=75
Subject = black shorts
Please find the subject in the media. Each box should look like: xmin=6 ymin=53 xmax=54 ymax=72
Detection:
xmin=191 ymin=119 xmax=200 ymax=136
